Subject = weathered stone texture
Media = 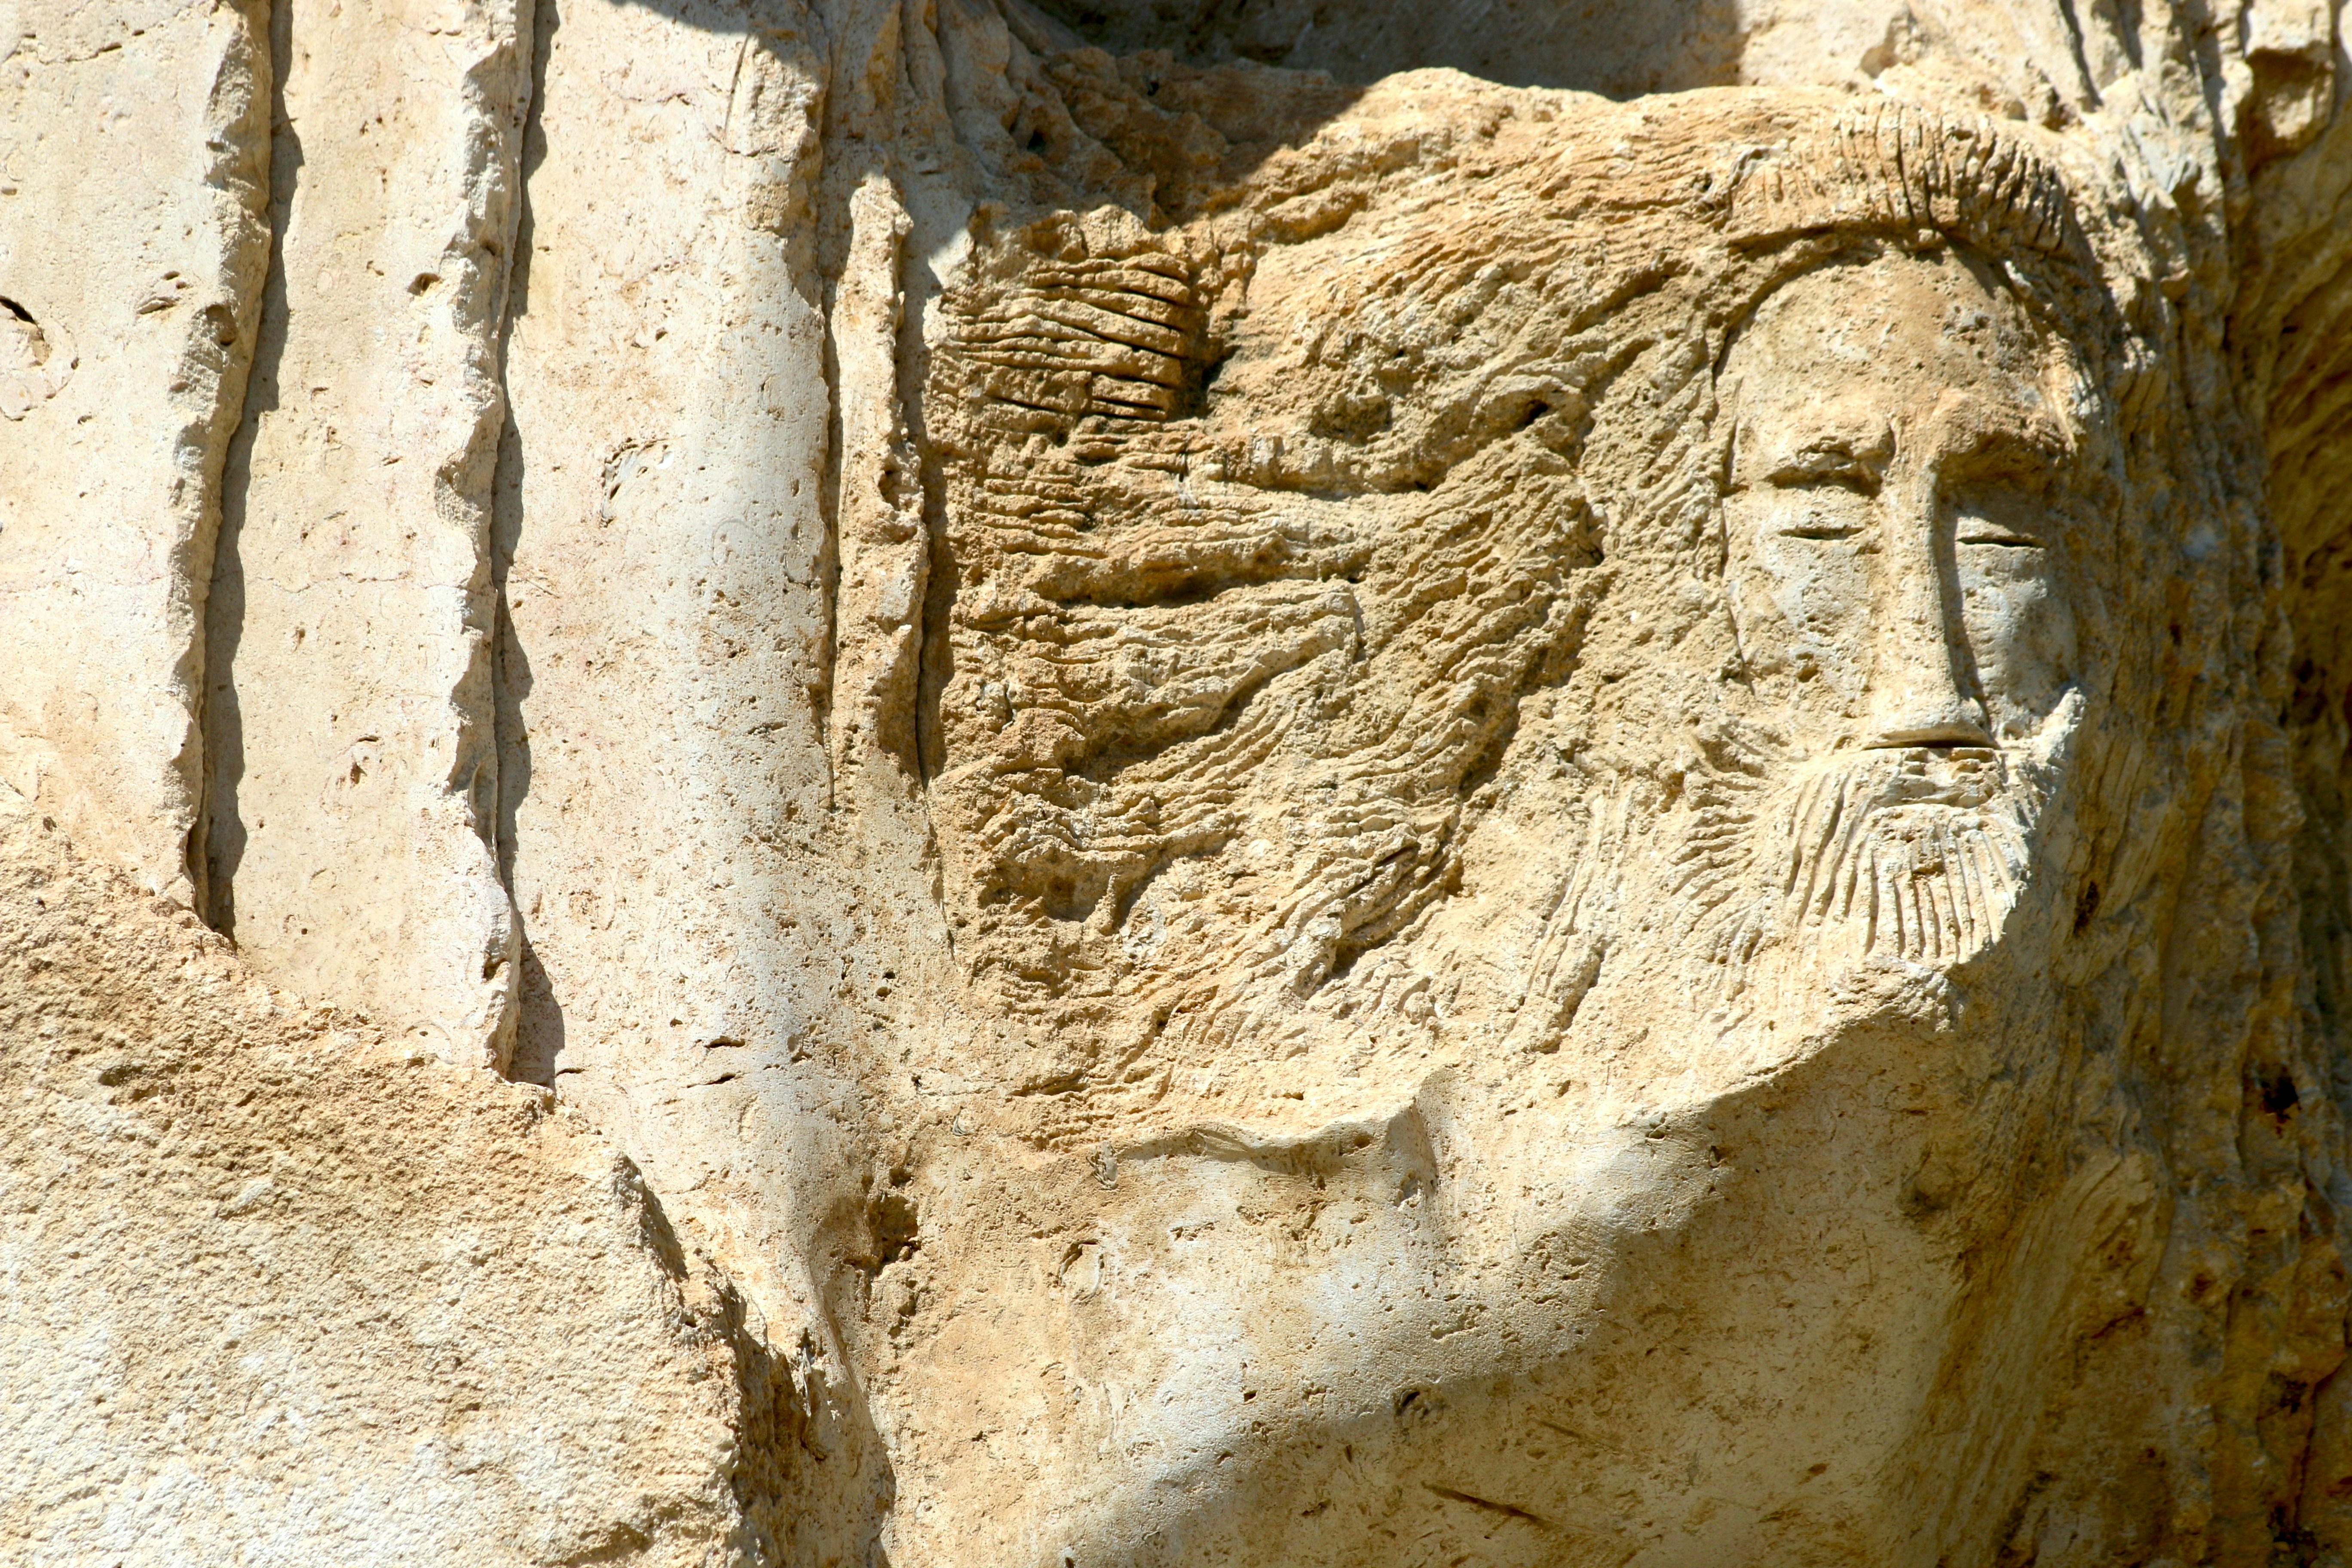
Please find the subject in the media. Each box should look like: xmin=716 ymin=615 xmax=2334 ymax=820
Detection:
xmin=0 ymin=797 xmax=764 ymax=1565
xmin=0 ymin=0 xmax=270 ymax=903
xmin=201 ymin=0 xmax=530 ymax=1069
xmin=10 ymin=0 xmax=2352 ymax=1563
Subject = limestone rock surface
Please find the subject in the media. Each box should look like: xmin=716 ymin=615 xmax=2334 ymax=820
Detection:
xmin=9 ymin=0 xmax=2352 ymax=1565
xmin=0 ymin=799 xmax=802 ymax=1565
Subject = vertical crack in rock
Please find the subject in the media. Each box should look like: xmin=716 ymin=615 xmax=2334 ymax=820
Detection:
xmin=198 ymin=0 xmax=536 ymax=1069
xmin=202 ymin=0 xmax=297 ymax=940
xmin=489 ymin=0 xmax=559 ymax=1031
xmin=492 ymin=2 xmax=898 ymax=1556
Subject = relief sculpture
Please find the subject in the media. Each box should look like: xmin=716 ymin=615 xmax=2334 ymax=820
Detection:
xmin=864 ymin=83 xmax=2164 ymax=1562
xmin=8 ymin=2 xmax=2352 ymax=1563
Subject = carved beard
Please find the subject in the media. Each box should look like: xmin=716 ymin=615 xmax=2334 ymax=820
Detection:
xmin=1765 ymin=750 xmax=2043 ymax=965
xmin=1669 ymin=742 xmax=2063 ymax=998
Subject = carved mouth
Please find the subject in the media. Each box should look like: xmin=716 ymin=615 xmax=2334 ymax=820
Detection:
xmin=1782 ymin=744 xmax=2019 ymax=814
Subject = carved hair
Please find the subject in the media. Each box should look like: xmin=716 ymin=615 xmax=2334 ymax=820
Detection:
xmin=920 ymin=81 xmax=2124 ymax=1118
xmin=1720 ymin=101 xmax=2077 ymax=260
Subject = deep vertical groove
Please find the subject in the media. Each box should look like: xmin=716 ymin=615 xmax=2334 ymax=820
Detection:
xmin=171 ymin=0 xmax=275 ymax=918
xmin=812 ymin=94 xmax=846 ymax=811
xmin=199 ymin=0 xmax=300 ymax=939
xmin=490 ymin=0 xmax=550 ymax=901
xmin=492 ymin=0 xmax=557 ymax=1086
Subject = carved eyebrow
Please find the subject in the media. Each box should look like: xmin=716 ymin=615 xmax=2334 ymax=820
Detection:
xmin=1951 ymin=480 xmax=2050 ymax=546
xmin=1732 ymin=406 xmax=1895 ymax=483
xmin=1763 ymin=438 xmax=1886 ymax=492
xmin=1955 ymin=436 xmax=2069 ymax=480
xmin=1935 ymin=397 xmax=2073 ymax=469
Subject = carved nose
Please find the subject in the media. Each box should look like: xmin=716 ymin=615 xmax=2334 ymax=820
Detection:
xmin=1867 ymin=488 xmax=1991 ymax=749
xmin=1866 ymin=695 xmax=1991 ymax=749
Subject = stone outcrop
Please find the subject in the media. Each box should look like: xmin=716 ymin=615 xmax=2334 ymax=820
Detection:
xmin=9 ymin=0 xmax=2352 ymax=1564
xmin=0 ymin=796 xmax=812 ymax=1566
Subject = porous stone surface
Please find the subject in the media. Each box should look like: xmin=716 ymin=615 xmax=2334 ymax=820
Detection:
xmin=9 ymin=0 xmax=2352 ymax=1564
xmin=0 ymin=797 xmax=797 ymax=1566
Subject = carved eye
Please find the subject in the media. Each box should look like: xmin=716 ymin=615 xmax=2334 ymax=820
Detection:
xmin=1951 ymin=487 xmax=2047 ymax=549
xmin=1956 ymin=523 xmax=2043 ymax=548
xmin=1777 ymin=519 xmax=1865 ymax=541
xmin=1767 ymin=480 xmax=1874 ymax=542
xmin=1730 ymin=427 xmax=1883 ymax=540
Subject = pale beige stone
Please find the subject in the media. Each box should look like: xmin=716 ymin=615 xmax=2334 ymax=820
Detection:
xmin=201 ymin=0 xmax=530 ymax=1069
xmin=10 ymin=0 xmax=2352 ymax=1562
xmin=0 ymin=796 xmax=792 ymax=1566
xmin=490 ymin=0 xmax=873 ymax=1456
xmin=0 ymin=0 xmax=270 ymax=903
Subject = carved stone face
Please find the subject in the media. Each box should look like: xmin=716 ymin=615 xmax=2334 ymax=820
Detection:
xmin=1722 ymin=246 xmax=2079 ymax=754
xmin=1703 ymin=245 xmax=2086 ymax=973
